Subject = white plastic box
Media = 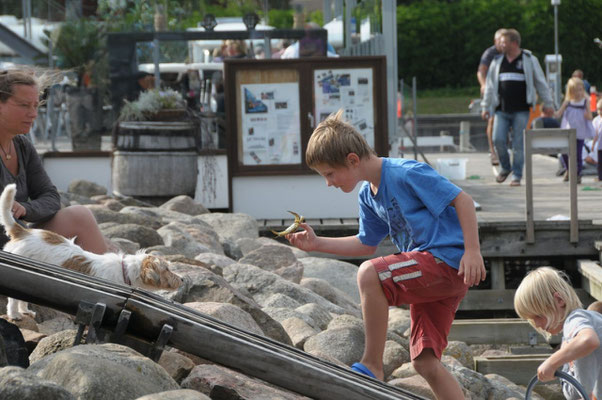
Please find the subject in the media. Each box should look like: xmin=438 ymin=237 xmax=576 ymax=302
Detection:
xmin=436 ymin=158 xmax=468 ymax=180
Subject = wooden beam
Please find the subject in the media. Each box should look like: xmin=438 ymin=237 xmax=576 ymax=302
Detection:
xmin=578 ymin=259 xmax=602 ymax=301
xmin=449 ymin=319 xmax=561 ymax=345
xmin=474 ymin=355 xmax=548 ymax=386
xmin=457 ymin=289 xmax=594 ymax=311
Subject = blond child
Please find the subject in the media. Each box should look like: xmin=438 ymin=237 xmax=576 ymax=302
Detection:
xmin=286 ymin=110 xmax=486 ymax=399
xmin=555 ymin=77 xmax=595 ymax=182
xmin=514 ymin=267 xmax=602 ymax=399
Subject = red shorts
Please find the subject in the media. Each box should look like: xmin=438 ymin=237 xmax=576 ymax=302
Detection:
xmin=371 ymin=251 xmax=468 ymax=360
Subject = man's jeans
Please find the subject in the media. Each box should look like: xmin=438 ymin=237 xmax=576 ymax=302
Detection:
xmin=493 ymin=110 xmax=530 ymax=181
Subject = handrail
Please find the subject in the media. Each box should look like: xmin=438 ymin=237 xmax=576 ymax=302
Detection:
xmin=0 ymin=251 xmax=425 ymax=400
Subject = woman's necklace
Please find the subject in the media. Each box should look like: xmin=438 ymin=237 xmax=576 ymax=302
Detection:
xmin=0 ymin=141 xmax=12 ymax=160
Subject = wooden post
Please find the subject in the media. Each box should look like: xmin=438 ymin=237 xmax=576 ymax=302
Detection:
xmin=524 ymin=131 xmax=535 ymax=243
xmin=568 ymin=129 xmax=578 ymax=243
xmin=490 ymin=259 xmax=506 ymax=289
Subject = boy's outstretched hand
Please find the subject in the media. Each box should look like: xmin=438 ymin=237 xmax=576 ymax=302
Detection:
xmin=458 ymin=250 xmax=486 ymax=287
xmin=286 ymin=223 xmax=317 ymax=252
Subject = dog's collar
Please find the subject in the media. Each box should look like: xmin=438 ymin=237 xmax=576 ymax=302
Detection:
xmin=121 ymin=257 xmax=131 ymax=286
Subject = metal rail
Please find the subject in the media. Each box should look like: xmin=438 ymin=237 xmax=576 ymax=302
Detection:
xmin=0 ymin=251 xmax=424 ymax=400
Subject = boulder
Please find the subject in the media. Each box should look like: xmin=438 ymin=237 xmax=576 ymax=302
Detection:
xmin=181 ymin=363 xmax=311 ymax=400
xmin=0 ymin=366 xmax=75 ymax=400
xmin=197 ymin=213 xmax=259 ymax=242
xmin=443 ymin=341 xmax=474 ymax=370
xmin=28 ymin=343 xmax=179 ymax=400
xmin=383 ymin=340 xmax=410 ymax=379
xmin=303 ymin=327 xmax=364 ymax=365
xmin=300 ymin=277 xmax=359 ymax=311
xmin=223 ymin=263 xmax=353 ymax=317
xmin=29 ymin=330 xmax=79 ymax=364
xmin=281 ymin=317 xmax=318 ymax=349
xmin=298 ymin=257 xmax=360 ymax=303
xmin=68 ymin=180 xmax=107 ymax=197
xmin=102 ymin=224 xmax=164 ymax=248
xmin=183 ymin=302 xmax=264 ymax=336
xmin=157 ymin=350 xmax=195 ymax=384
xmin=86 ymin=205 xmax=162 ymax=229
xmin=160 ymin=195 xmax=209 ymax=216
xmin=157 ymin=222 xmax=220 ymax=258
xmin=135 ymin=389 xmax=210 ymax=400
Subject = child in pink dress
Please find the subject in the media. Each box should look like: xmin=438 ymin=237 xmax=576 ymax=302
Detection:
xmin=555 ymin=77 xmax=595 ymax=182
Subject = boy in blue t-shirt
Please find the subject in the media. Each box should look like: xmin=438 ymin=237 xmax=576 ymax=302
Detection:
xmin=286 ymin=110 xmax=486 ymax=399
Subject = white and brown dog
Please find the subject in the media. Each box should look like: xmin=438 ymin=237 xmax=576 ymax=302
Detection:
xmin=0 ymin=183 xmax=182 ymax=320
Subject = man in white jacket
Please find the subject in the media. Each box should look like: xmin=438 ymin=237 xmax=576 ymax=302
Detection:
xmin=481 ymin=29 xmax=554 ymax=187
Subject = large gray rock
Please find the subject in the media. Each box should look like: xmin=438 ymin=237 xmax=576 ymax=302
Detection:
xmin=197 ymin=213 xmax=259 ymax=242
xmin=86 ymin=205 xmax=163 ymax=229
xmin=102 ymin=224 xmax=164 ymax=248
xmin=299 ymin=257 xmax=360 ymax=303
xmin=181 ymin=364 xmax=311 ymax=400
xmin=388 ymin=307 xmax=411 ymax=338
xmin=239 ymin=245 xmax=304 ymax=283
xmin=257 ymin=293 xmax=302 ymax=310
xmin=68 ymin=180 xmax=107 ymax=197
xmin=281 ymin=317 xmax=318 ymax=349
xmin=174 ymin=267 xmax=291 ymax=345
xmin=300 ymin=277 xmax=359 ymax=311
xmin=295 ymin=303 xmax=332 ymax=331
xmin=28 ymin=343 xmax=179 ymax=400
xmin=135 ymin=389 xmax=210 ymax=400
xmin=303 ymin=327 xmax=364 ymax=365
xmin=223 ymin=263 xmax=353 ymax=317
xmin=237 ymin=237 xmax=309 ymax=259
xmin=0 ymin=366 xmax=75 ymax=400
xmin=383 ymin=340 xmax=410 ymax=379
xmin=157 ymin=351 xmax=195 ymax=384
xmin=29 ymin=330 xmax=80 ymax=365
xmin=157 ymin=222 xmax=221 ymax=258
xmin=448 ymin=365 xmax=494 ymax=399
xmin=485 ymin=373 xmax=545 ymax=400
xmin=184 ymin=302 xmax=264 ymax=336
xmin=443 ymin=341 xmax=474 ymax=370
xmin=160 ymin=195 xmax=209 ymax=215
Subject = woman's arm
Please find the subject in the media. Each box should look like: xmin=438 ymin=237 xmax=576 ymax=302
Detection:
xmin=19 ymin=137 xmax=61 ymax=222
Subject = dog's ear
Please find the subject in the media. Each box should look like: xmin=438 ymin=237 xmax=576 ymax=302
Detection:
xmin=140 ymin=256 xmax=161 ymax=286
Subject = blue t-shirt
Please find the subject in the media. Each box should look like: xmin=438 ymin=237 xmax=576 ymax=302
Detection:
xmin=357 ymin=158 xmax=464 ymax=269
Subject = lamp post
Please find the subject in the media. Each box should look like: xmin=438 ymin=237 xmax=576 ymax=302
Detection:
xmin=551 ymin=0 xmax=561 ymax=106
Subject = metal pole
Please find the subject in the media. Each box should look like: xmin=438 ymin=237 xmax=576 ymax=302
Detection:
xmin=412 ymin=76 xmax=418 ymax=161
xmin=553 ymin=1 xmax=561 ymax=106
xmin=153 ymin=37 xmax=161 ymax=89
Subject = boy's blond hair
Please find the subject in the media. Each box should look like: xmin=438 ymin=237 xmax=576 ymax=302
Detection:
xmin=514 ymin=267 xmax=582 ymax=339
xmin=306 ymin=109 xmax=376 ymax=168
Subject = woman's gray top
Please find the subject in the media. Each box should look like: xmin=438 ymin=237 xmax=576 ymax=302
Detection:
xmin=0 ymin=135 xmax=61 ymax=246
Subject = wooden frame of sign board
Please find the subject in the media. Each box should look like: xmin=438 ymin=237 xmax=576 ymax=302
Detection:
xmin=223 ymin=56 xmax=388 ymax=218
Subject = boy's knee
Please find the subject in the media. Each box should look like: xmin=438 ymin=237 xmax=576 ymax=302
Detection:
xmin=357 ymin=261 xmax=377 ymax=287
xmin=412 ymin=350 xmax=438 ymax=377
xmin=62 ymin=205 xmax=97 ymax=226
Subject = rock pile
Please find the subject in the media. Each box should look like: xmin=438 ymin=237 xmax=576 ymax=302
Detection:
xmin=0 ymin=180 xmax=561 ymax=399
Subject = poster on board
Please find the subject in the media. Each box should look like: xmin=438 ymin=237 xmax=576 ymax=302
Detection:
xmin=240 ymin=82 xmax=301 ymax=165
xmin=314 ymin=68 xmax=375 ymax=148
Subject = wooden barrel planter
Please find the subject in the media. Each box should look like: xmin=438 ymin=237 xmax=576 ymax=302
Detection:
xmin=112 ymin=151 xmax=198 ymax=197
xmin=114 ymin=120 xmax=197 ymax=151
xmin=111 ymin=119 xmax=199 ymax=197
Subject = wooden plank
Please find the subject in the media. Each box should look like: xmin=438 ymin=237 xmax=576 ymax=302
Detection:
xmin=458 ymin=289 xmax=594 ymax=312
xmin=474 ymin=355 xmax=547 ymax=385
xmin=341 ymin=218 xmax=359 ymax=226
xmin=449 ymin=318 xmax=561 ymax=345
xmin=322 ymin=218 xmax=343 ymax=226
xmin=578 ymin=259 xmax=602 ymax=301
xmin=489 ymin=260 xmax=505 ymax=290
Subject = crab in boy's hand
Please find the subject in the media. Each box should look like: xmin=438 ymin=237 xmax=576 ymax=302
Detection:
xmin=271 ymin=211 xmax=305 ymax=237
